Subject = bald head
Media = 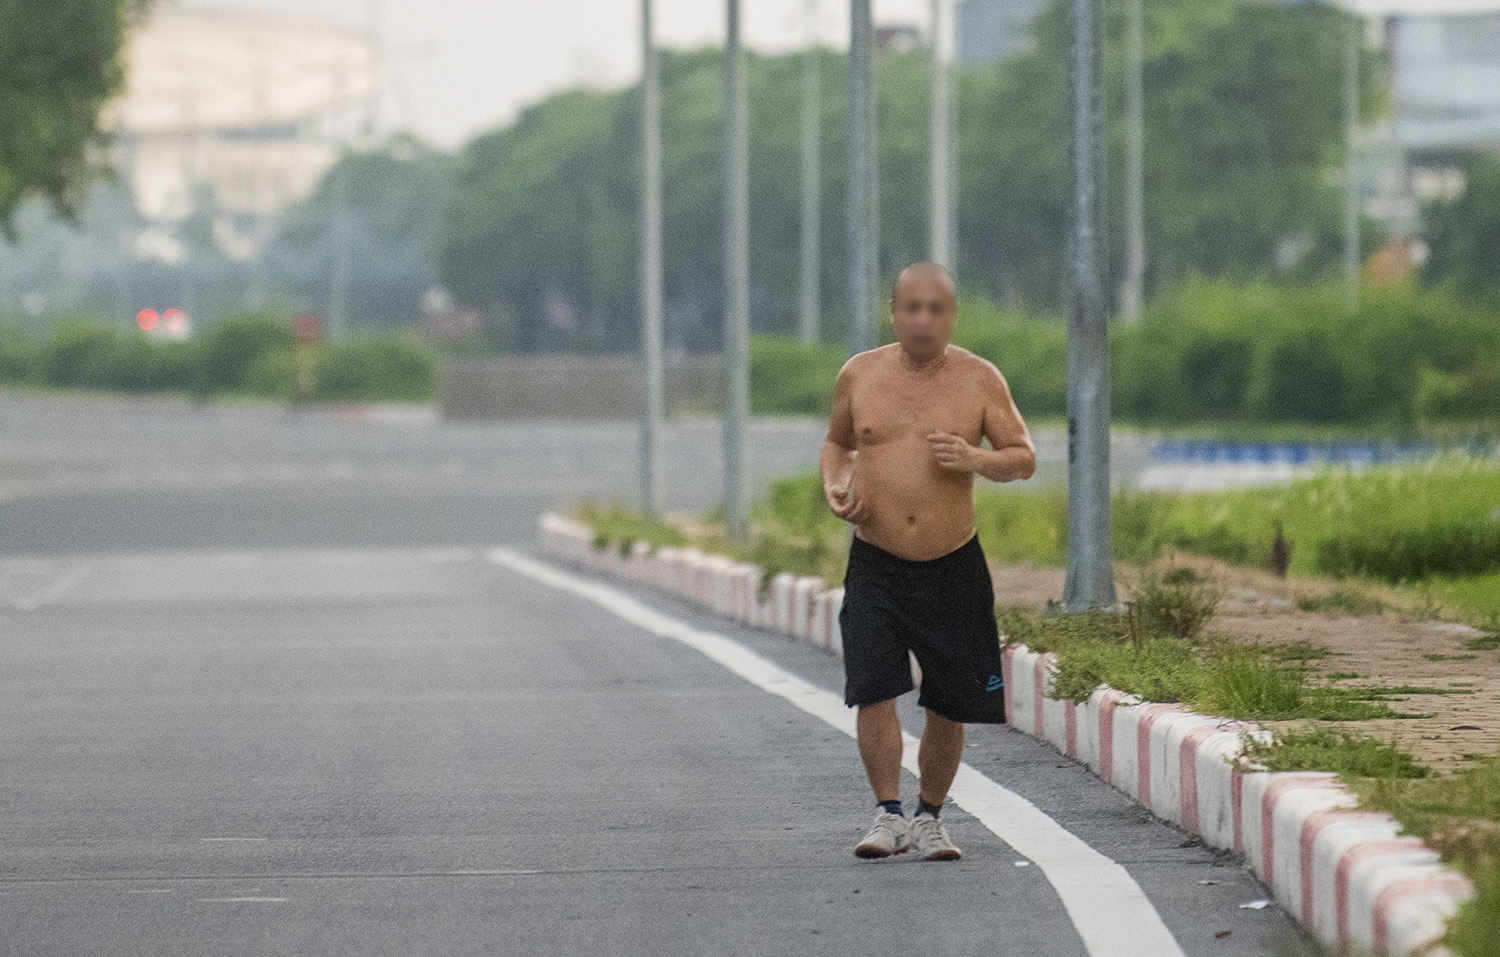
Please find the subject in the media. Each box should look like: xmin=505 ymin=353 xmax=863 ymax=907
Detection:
xmin=890 ymin=261 xmax=957 ymax=308
xmin=888 ymin=261 xmax=958 ymax=361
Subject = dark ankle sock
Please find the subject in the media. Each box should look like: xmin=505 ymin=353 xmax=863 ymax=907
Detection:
xmin=878 ymin=799 xmax=904 ymax=817
xmin=917 ymin=798 xmax=942 ymax=818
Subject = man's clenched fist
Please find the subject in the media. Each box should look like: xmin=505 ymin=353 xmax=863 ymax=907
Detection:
xmin=825 ymin=480 xmax=870 ymax=525
xmin=926 ymin=432 xmax=977 ymax=473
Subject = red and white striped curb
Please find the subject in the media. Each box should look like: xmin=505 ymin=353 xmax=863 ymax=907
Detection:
xmin=537 ymin=513 xmax=1472 ymax=956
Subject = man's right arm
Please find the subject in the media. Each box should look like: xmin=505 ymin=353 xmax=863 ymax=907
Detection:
xmin=821 ymin=360 xmax=869 ymax=524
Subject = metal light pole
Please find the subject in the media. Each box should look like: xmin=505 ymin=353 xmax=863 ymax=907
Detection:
xmin=723 ymin=0 xmax=751 ymax=539
xmin=928 ymin=0 xmax=955 ymax=270
xmin=1120 ymin=0 xmax=1145 ymax=323
xmin=847 ymin=0 xmax=878 ymax=356
xmin=1061 ymin=0 xmax=1118 ymax=613
xmin=327 ymin=56 xmax=351 ymax=341
xmin=1343 ymin=11 xmax=1362 ymax=311
xmin=798 ymin=0 xmax=823 ymax=344
xmin=639 ymin=0 xmax=665 ymax=515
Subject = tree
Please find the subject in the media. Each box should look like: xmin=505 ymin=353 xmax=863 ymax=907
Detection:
xmin=435 ymin=0 xmax=1375 ymax=353
xmin=0 ymin=0 xmax=150 ymax=235
xmin=957 ymin=0 xmax=1379 ymax=306
xmin=1422 ymin=153 xmax=1500 ymax=304
xmin=275 ymin=135 xmax=457 ymax=331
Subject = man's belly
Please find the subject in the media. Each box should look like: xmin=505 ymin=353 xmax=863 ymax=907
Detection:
xmin=852 ymin=441 xmax=977 ymax=561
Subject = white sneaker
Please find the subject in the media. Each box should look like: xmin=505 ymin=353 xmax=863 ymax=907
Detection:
xmin=909 ymin=812 xmax=962 ymax=861
xmin=853 ymin=811 xmax=910 ymax=859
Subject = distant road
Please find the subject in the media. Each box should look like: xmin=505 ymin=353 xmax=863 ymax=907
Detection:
xmin=0 ymin=394 xmax=1161 ymax=554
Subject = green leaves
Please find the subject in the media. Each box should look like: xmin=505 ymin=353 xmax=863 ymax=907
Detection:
xmin=435 ymin=0 xmax=1374 ymax=351
xmin=0 ymin=0 xmax=136 ymax=233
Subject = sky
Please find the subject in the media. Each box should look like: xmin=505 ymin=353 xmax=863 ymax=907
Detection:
xmin=179 ymin=0 xmax=937 ymax=149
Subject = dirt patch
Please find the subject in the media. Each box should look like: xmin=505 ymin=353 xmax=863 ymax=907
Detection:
xmin=988 ymin=552 xmax=1500 ymax=774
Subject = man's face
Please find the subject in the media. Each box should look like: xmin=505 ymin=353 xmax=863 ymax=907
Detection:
xmin=890 ymin=273 xmax=957 ymax=360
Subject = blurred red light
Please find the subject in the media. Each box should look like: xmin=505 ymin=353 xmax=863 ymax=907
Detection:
xmin=163 ymin=308 xmax=185 ymax=330
xmin=136 ymin=309 xmax=159 ymax=331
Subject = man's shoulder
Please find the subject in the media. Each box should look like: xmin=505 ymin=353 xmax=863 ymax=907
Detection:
xmin=946 ymin=346 xmax=1005 ymax=382
xmin=839 ymin=344 xmax=897 ymax=378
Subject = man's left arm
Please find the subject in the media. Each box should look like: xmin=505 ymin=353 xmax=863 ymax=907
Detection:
xmin=927 ymin=362 xmax=1037 ymax=483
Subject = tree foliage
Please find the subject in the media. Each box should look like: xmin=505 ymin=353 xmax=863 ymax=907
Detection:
xmin=0 ymin=0 xmax=149 ymax=234
xmin=435 ymin=0 xmax=1375 ymax=353
xmin=1422 ymin=154 xmax=1500 ymax=304
xmin=275 ymin=134 xmax=457 ymax=331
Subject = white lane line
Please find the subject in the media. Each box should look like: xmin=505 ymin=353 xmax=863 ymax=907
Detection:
xmin=200 ymin=837 xmax=267 ymax=843
xmin=13 ymin=564 xmax=89 ymax=611
xmin=486 ymin=548 xmax=1187 ymax=957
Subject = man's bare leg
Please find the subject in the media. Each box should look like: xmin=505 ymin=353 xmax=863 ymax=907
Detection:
xmin=917 ymin=709 xmax=964 ymax=807
xmin=855 ymin=699 xmax=902 ymax=803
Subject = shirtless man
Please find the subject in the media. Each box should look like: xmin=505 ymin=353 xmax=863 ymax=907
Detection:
xmin=820 ymin=261 xmax=1037 ymax=861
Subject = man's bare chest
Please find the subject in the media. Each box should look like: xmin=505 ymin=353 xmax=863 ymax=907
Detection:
xmin=851 ymin=380 xmax=984 ymax=448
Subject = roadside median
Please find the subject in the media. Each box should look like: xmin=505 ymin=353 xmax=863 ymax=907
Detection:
xmin=539 ymin=509 xmax=1481 ymax=956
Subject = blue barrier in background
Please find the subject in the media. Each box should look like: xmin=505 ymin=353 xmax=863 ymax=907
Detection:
xmin=1147 ymin=439 xmax=1444 ymax=466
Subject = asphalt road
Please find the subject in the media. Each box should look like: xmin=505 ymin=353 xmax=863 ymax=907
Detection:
xmin=0 ymin=395 xmax=1312 ymax=956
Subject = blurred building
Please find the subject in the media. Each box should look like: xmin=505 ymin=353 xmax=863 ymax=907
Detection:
xmin=874 ymin=24 xmax=924 ymax=53
xmin=1373 ymin=3 xmax=1500 ymax=156
xmin=100 ymin=8 xmax=378 ymax=264
xmin=954 ymin=0 xmax=1048 ymax=65
xmin=1330 ymin=1 xmax=1500 ymax=241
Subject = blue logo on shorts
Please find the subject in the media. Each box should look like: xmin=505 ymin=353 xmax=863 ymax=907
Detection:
xmin=986 ymin=674 xmax=1003 ymax=692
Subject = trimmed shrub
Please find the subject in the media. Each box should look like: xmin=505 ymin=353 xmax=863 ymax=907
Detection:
xmin=194 ymin=311 xmax=296 ymax=392
xmin=749 ymin=335 xmax=846 ymax=416
xmin=1317 ymin=522 xmax=1500 ymax=583
xmin=313 ymin=332 xmax=435 ymax=402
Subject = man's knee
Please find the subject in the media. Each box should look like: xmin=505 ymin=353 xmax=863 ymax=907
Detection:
xmin=923 ymin=708 xmax=964 ymax=733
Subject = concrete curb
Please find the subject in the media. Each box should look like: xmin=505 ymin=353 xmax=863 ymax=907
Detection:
xmin=537 ymin=513 xmax=1472 ymax=956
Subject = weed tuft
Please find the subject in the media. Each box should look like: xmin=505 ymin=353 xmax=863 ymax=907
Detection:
xmin=1296 ymin=588 xmax=1385 ymax=616
xmin=1240 ymin=728 xmax=1430 ymax=779
xmin=1129 ymin=567 xmax=1220 ymax=640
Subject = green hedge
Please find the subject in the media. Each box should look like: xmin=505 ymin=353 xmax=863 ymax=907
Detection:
xmin=749 ymin=334 xmax=847 ymax=416
xmin=749 ymin=280 xmax=1500 ymax=428
xmin=0 ymin=312 xmax=436 ymax=403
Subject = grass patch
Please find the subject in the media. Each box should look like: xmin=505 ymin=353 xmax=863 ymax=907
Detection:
xmin=1348 ymin=749 xmax=1500 ymax=956
xmin=974 ymin=455 xmax=1500 ymax=625
xmin=574 ymin=501 xmax=687 ymax=556
xmin=1425 ymin=653 xmax=1480 ymax=662
xmin=1357 ymin=752 xmax=1500 ymax=868
xmin=1000 ymin=603 xmax=1414 ymax=722
xmin=1464 ymin=633 xmax=1500 ymax=652
xmin=1416 ymin=573 xmax=1500 ymax=630
xmin=1195 ymin=645 xmax=1407 ymax=721
xmin=1241 ymin=728 xmax=1430 ymax=779
xmin=1050 ymin=636 xmax=1205 ymax=704
xmin=1350 ymin=685 xmax=1475 ymax=697
xmin=1446 ymin=855 xmax=1500 ymax=957
xmin=1131 ymin=566 xmax=1220 ymax=639
xmin=1296 ymin=588 xmax=1386 ymax=616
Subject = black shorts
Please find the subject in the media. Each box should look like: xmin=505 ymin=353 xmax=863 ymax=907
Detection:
xmin=838 ymin=532 xmax=1007 ymax=724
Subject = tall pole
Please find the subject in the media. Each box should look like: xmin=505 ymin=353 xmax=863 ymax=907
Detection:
xmin=798 ymin=0 xmax=823 ymax=344
xmin=1343 ymin=12 xmax=1361 ymax=311
xmin=639 ymin=0 xmax=665 ymax=516
xmin=1061 ymin=0 xmax=1117 ymax=613
xmin=928 ymin=0 xmax=955 ymax=269
xmin=1121 ymin=0 xmax=1145 ymax=323
xmin=327 ymin=57 xmax=351 ymax=341
xmin=723 ymin=0 xmax=751 ymax=539
xmin=847 ymin=0 xmax=878 ymax=356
